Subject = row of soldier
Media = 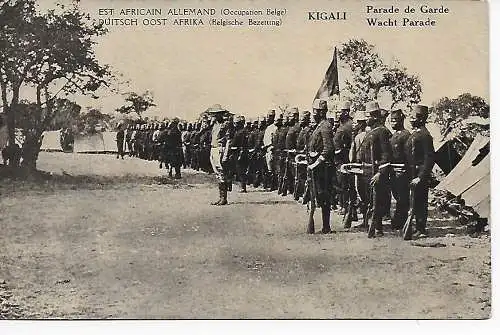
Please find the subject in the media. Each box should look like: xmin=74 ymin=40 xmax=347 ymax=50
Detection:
xmin=116 ymin=99 xmax=434 ymax=239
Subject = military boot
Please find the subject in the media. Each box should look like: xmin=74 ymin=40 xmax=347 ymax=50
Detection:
xmin=218 ymin=183 xmax=228 ymax=206
xmin=211 ymin=183 xmax=223 ymax=205
xmin=239 ymin=182 xmax=247 ymax=193
xmin=321 ymin=207 xmax=332 ymax=234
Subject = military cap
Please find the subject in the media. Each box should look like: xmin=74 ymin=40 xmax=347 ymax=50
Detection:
xmin=411 ymin=104 xmax=429 ymax=119
xmin=267 ymin=109 xmax=276 ymax=116
xmin=390 ymin=109 xmax=405 ymax=120
xmin=276 ymin=113 xmax=283 ymax=120
xmin=236 ymin=115 xmax=245 ymax=123
xmin=290 ymin=107 xmax=299 ymax=116
xmin=339 ymin=101 xmax=351 ymax=111
xmin=353 ymin=110 xmax=368 ymax=122
xmin=312 ymin=99 xmax=328 ymax=111
xmin=365 ymin=101 xmax=381 ymax=117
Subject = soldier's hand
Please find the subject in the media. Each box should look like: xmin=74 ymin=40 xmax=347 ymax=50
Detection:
xmin=370 ymin=172 xmax=380 ymax=187
xmin=410 ymin=177 xmax=421 ymax=186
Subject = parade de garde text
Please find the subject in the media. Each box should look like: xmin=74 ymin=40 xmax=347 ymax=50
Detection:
xmin=365 ymin=4 xmax=450 ymax=27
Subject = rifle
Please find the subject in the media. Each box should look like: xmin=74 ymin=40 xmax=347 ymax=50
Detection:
xmin=402 ymin=185 xmax=415 ymax=240
xmin=307 ymin=163 xmax=317 ymax=234
xmin=279 ymin=151 xmax=292 ymax=196
xmin=367 ymin=142 xmax=377 ymax=238
xmin=293 ymin=152 xmax=306 ymax=200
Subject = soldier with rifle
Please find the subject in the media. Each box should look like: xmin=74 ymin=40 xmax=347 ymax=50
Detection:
xmin=246 ymin=119 xmax=259 ymax=186
xmin=357 ymin=101 xmax=393 ymax=238
xmin=389 ymin=109 xmax=411 ymax=231
xmin=253 ymin=117 xmax=267 ymax=188
xmin=284 ymin=108 xmax=300 ymax=196
xmin=334 ymin=102 xmax=354 ymax=215
xmin=276 ymin=113 xmax=288 ymax=195
xmin=305 ymin=99 xmax=335 ymax=234
xmin=405 ymin=104 xmax=435 ymax=238
xmin=231 ymin=115 xmax=250 ymax=193
xmin=294 ymin=111 xmax=311 ymax=201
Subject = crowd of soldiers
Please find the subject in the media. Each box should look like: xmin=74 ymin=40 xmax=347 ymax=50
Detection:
xmin=116 ymin=99 xmax=435 ymax=240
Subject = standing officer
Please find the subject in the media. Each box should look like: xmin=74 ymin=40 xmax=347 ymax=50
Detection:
xmin=334 ymin=102 xmax=353 ymax=215
xmin=246 ymin=118 xmax=259 ymax=186
xmin=167 ymin=119 xmax=183 ymax=179
xmin=406 ymin=105 xmax=435 ymax=238
xmin=349 ymin=111 xmax=369 ymax=226
xmin=389 ymin=109 xmax=411 ymax=230
xmin=253 ymin=117 xmax=267 ymax=188
xmin=357 ymin=101 xmax=393 ymax=238
xmin=209 ymin=105 xmax=232 ymax=205
xmin=276 ymin=113 xmax=288 ymax=195
xmin=263 ymin=109 xmax=277 ymax=191
xmin=307 ymin=99 xmax=335 ymax=234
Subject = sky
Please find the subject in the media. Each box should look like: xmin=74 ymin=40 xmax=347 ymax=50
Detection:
xmin=34 ymin=0 xmax=489 ymax=121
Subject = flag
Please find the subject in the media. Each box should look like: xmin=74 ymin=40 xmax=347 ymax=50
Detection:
xmin=314 ymin=47 xmax=340 ymax=101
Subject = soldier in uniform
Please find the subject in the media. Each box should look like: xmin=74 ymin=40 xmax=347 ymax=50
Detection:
xmin=209 ymin=105 xmax=233 ymax=205
xmin=275 ymin=113 xmax=288 ymax=195
xmin=191 ymin=122 xmax=201 ymax=171
xmin=357 ymin=101 xmax=393 ymax=238
xmin=253 ymin=117 xmax=267 ymax=188
xmin=230 ymin=115 xmax=249 ymax=193
xmin=334 ymin=102 xmax=353 ymax=215
xmin=405 ymin=104 xmax=435 ymax=238
xmin=307 ymin=99 xmax=335 ymax=234
xmin=116 ymin=122 xmax=125 ymax=159
xmin=199 ymin=118 xmax=213 ymax=173
xmin=262 ymin=109 xmax=277 ymax=191
xmin=349 ymin=111 xmax=369 ymax=225
xmin=284 ymin=108 xmax=300 ymax=196
xmin=294 ymin=110 xmax=311 ymax=201
xmin=246 ymin=119 xmax=259 ymax=186
xmin=389 ymin=109 xmax=411 ymax=230
xmin=167 ymin=119 xmax=183 ymax=179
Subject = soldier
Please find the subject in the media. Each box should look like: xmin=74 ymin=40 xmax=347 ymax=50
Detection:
xmin=306 ymin=99 xmax=335 ymax=234
xmin=209 ymin=105 xmax=232 ymax=205
xmin=166 ymin=119 xmax=183 ymax=179
xmin=405 ymin=105 xmax=435 ymax=238
xmin=334 ymin=102 xmax=353 ymax=215
xmin=276 ymin=113 xmax=288 ymax=195
xmin=349 ymin=111 xmax=369 ymax=226
xmin=116 ymin=122 xmax=125 ymax=159
xmin=389 ymin=109 xmax=411 ymax=231
xmin=262 ymin=109 xmax=277 ymax=191
xmin=253 ymin=117 xmax=267 ymax=188
xmin=284 ymin=108 xmax=300 ymax=196
xmin=295 ymin=110 xmax=311 ymax=201
xmin=230 ymin=115 xmax=249 ymax=193
xmin=357 ymin=101 xmax=393 ymax=238
xmin=199 ymin=118 xmax=213 ymax=173
xmin=246 ymin=119 xmax=259 ymax=186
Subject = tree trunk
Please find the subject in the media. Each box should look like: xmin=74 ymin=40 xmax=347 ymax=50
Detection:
xmin=6 ymin=84 xmax=21 ymax=167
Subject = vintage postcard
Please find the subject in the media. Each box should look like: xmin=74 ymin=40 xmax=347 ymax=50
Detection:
xmin=0 ymin=0 xmax=490 ymax=319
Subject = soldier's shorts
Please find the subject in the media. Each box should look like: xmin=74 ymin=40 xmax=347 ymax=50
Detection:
xmin=265 ymin=150 xmax=274 ymax=173
xmin=210 ymin=147 xmax=227 ymax=182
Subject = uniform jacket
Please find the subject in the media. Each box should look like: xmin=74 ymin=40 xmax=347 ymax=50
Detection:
xmin=308 ymin=119 xmax=335 ymax=162
xmin=357 ymin=125 xmax=393 ymax=174
xmin=285 ymin=123 xmax=301 ymax=151
xmin=405 ymin=126 xmax=435 ymax=180
xmin=333 ymin=123 xmax=352 ymax=163
xmin=390 ymin=128 xmax=411 ymax=164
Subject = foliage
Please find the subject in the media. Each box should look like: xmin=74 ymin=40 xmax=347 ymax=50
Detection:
xmin=116 ymin=91 xmax=156 ymax=119
xmin=0 ymin=0 xmax=112 ymax=167
xmin=338 ymin=39 xmax=422 ymax=111
xmin=75 ymin=107 xmax=111 ymax=135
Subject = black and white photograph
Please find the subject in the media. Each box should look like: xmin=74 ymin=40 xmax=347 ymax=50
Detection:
xmin=0 ymin=0 xmax=491 ymax=320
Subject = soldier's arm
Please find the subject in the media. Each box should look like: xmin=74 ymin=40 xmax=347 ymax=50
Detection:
xmin=321 ymin=124 xmax=335 ymax=161
xmin=419 ymin=133 xmax=435 ymax=180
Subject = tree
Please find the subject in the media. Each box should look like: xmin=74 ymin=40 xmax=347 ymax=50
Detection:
xmin=116 ymin=91 xmax=156 ymax=119
xmin=338 ymin=39 xmax=422 ymax=111
xmin=0 ymin=0 xmax=112 ymax=168
xmin=76 ymin=107 xmax=111 ymax=135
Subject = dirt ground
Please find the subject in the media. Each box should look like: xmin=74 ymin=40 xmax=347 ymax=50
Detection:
xmin=0 ymin=152 xmax=491 ymax=319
